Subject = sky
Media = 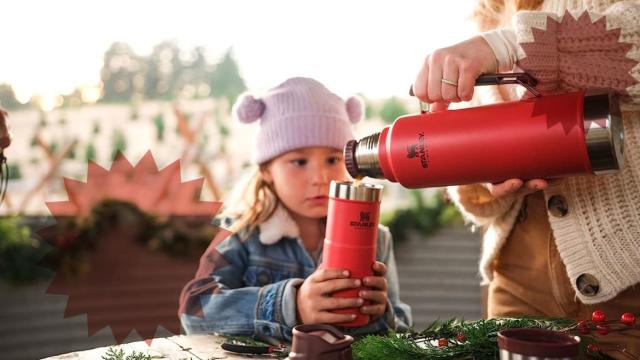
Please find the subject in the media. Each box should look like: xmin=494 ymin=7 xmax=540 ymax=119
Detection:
xmin=0 ymin=0 xmax=476 ymax=103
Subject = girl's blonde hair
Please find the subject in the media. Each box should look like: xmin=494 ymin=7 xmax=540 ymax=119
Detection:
xmin=220 ymin=164 xmax=279 ymax=238
xmin=472 ymin=0 xmax=544 ymax=31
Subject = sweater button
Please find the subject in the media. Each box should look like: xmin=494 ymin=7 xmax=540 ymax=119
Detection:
xmin=547 ymin=195 xmax=569 ymax=217
xmin=576 ymin=273 xmax=600 ymax=296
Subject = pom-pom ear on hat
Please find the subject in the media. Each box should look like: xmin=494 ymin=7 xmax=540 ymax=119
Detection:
xmin=345 ymin=96 xmax=364 ymax=124
xmin=233 ymin=92 xmax=265 ymax=123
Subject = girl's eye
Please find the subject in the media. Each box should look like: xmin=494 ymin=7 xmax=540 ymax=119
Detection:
xmin=291 ymin=159 xmax=307 ymax=166
xmin=327 ymin=156 xmax=342 ymax=165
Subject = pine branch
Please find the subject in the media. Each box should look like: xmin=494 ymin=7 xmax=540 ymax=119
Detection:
xmin=353 ymin=317 xmax=588 ymax=360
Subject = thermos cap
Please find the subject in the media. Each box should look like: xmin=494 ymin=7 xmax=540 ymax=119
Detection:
xmin=329 ymin=181 xmax=382 ymax=202
xmin=497 ymin=328 xmax=580 ymax=358
xmin=583 ymin=90 xmax=624 ymax=174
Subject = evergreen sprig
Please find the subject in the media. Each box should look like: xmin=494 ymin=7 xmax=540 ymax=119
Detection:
xmin=101 ymin=346 xmax=153 ymax=360
xmin=353 ymin=317 xmax=598 ymax=360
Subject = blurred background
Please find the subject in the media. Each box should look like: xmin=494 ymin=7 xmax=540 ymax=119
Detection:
xmin=0 ymin=1 xmax=484 ymax=359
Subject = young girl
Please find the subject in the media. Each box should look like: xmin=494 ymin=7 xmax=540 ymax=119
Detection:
xmin=412 ymin=0 xmax=640 ymax=354
xmin=179 ymin=77 xmax=412 ymax=341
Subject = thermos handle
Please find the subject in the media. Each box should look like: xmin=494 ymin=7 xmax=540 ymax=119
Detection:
xmin=473 ymin=73 xmax=540 ymax=97
xmin=409 ymin=72 xmax=540 ymax=111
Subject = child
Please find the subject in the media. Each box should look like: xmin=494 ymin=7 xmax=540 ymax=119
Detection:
xmin=412 ymin=0 xmax=640 ymax=354
xmin=179 ymin=77 xmax=412 ymax=341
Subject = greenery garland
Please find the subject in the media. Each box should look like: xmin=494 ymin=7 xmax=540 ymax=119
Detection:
xmin=352 ymin=317 xmax=600 ymax=360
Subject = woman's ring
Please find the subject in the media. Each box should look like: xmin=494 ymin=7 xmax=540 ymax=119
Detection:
xmin=441 ymin=78 xmax=458 ymax=87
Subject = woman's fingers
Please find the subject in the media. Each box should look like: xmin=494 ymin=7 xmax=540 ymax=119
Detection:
xmin=488 ymin=179 xmax=550 ymax=199
xmin=441 ymin=56 xmax=460 ymax=102
xmin=413 ymin=56 xmax=430 ymax=102
xmin=428 ymin=50 xmax=444 ymax=103
xmin=488 ymin=179 xmax=523 ymax=198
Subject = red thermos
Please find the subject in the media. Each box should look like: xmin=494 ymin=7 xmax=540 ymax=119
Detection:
xmin=344 ymin=90 xmax=624 ymax=188
xmin=322 ymin=180 xmax=382 ymax=327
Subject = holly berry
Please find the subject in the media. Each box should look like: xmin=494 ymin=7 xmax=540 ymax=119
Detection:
xmin=587 ymin=343 xmax=600 ymax=353
xmin=455 ymin=333 xmax=466 ymax=343
xmin=596 ymin=324 xmax=610 ymax=335
xmin=578 ymin=326 xmax=591 ymax=335
xmin=592 ymin=310 xmax=606 ymax=323
xmin=438 ymin=338 xmax=448 ymax=347
xmin=577 ymin=321 xmax=590 ymax=335
xmin=621 ymin=312 xmax=637 ymax=326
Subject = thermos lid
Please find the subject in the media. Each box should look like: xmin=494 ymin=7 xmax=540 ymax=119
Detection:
xmin=287 ymin=324 xmax=353 ymax=360
xmin=583 ymin=90 xmax=624 ymax=174
xmin=497 ymin=328 xmax=580 ymax=358
xmin=329 ymin=181 xmax=382 ymax=202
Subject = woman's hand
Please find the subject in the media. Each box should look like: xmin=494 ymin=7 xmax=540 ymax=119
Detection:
xmin=296 ymin=268 xmax=363 ymax=324
xmin=487 ymin=179 xmax=549 ymax=198
xmin=413 ymin=36 xmax=550 ymax=198
xmin=359 ymin=261 xmax=388 ymax=321
xmin=412 ymin=35 xmax=497 ymax=111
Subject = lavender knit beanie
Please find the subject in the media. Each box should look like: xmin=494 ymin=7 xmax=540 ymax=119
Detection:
xmin=232 ymin=77 xmax=364 ymax=164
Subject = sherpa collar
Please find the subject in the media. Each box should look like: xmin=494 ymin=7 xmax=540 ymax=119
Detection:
xmin=258 ymin=205 xmax=300 ymax=245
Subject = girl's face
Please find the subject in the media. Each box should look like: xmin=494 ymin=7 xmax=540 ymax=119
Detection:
xmin=262 ymin=146 xmax=350 ymax=219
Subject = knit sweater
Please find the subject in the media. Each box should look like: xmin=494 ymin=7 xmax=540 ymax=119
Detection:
xmin=449 ymin=0 xmax=640 ymax=304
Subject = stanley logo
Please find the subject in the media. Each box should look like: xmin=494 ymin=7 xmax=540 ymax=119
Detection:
xmin=407 ymin=132 xmax=429 ymax=168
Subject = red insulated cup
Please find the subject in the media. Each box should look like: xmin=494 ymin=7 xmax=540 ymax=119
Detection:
xmin=344 ymin=90 xmax=624 ymax=188
xmin=322 ymin=180 xmax=383 ymax=327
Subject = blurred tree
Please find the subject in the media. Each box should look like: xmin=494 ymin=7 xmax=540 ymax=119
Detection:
xmin=62 ymin=88 xmax=84 ymax=107
xmin=0 ymin=83 xmax=23 ymax=110
xmin=379 ymin=97 xmax=408 ymax=124
xmin=111 ymin=129 xmax=127 ymax=160
xmin=144 ymin=41 xmax=183 ymax=100
xmin=153 ymin=113 xmax=165 ymax=142
xmin=100 ymin=42 xmax=144 ymax=102
xmin=209 ymin=48 xmax=246 ymax=105
xmin=85 ymin=143 xmax=97 ymax=162
xmin=177 ymin=46 xmax=210 ymax=99
xmin=38 ymin=111 xmax=47 ymax=128
xmin=92 ymin=121 xmax=101 ymax=135
xmin=7 ymin=163 xmax=22 ymax=180
xmin=357 ymin=93 xmax=376 ymax=120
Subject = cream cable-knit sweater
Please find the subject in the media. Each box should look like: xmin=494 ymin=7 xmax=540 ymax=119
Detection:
xmin=449 ymin=0 xmax=640 ymax=304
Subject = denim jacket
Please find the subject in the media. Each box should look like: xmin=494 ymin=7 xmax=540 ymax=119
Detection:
xmin=179 ymin=206 xmax=412 ymax=341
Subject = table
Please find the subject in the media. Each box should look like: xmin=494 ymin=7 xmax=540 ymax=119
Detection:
xmin=44 ymin=334 xmax=278 ymax=360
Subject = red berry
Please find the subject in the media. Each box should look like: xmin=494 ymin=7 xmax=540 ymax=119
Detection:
xmin=438 ymin=338 xmax=448 ymax=347
xmin=621 ymin=312 xmax=637 ymax=326
xmin=596 ymin=324 xmax=610 ymax=335
xmin=578 ymin=326 xmax=591 ymax=335
xmin=455 ymin=333 xmax=465 ymax=342
xmin=592 ymin=310 xmax=606 ymax=323
xmin=587 ymin=343 xmax=600 ymax=353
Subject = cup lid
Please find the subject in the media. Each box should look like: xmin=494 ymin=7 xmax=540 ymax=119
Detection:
xmin=329 ymin=181 xmax=382 ymax=202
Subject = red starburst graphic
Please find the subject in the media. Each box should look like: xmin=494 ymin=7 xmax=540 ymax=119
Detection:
xmin=42 ymin=151 xmax=230 ymax=345
xmin=518 ymin=10 xmax=639 ymax=132
xmin=518 ymin=10 xmax=638 ymax=96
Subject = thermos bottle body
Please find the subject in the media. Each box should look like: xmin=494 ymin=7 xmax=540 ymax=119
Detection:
xmin=322 ymin=181 xmax=382 ymax=327
xmin=345 ymin=91 xmax=624 ymax=188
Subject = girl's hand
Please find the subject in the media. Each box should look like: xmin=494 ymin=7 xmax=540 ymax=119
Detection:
xmin=412 ymin=35 xmax=497 ymax=111
xmin=359 ymin=261 xmax=388 ymax=321
xmin=296 ymin=268 xmax=363 ymax=325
